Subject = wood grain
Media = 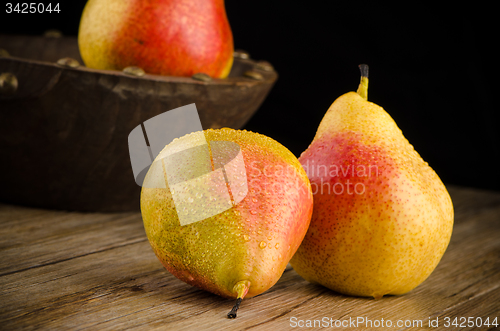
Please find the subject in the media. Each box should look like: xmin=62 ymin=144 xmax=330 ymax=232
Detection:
xmin=0 ymin=185 xmax=499 ymax=330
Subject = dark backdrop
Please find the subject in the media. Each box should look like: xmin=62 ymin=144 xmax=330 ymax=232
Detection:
xmin=1 ymin=2 xmax=498 ymax=190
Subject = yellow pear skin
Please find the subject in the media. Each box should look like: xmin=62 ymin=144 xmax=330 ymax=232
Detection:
xmin=290 ymin=65 xmax=454 ymax=299
xmin=141 ymin=129 xmax=313 ymax=317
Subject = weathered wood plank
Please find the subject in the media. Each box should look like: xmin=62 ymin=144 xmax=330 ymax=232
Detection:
xmin=0 ymin=185 xmax=499 ymax=330
xmin=0 ymin=205 xmax=145 ymax=276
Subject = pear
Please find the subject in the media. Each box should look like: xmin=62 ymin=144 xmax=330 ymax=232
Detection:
xmin=290 ymin=65 xmax=454 ymax=299
xmin=141 ymin=128 xmax=313 ymax=317
xmin=78 ymin=0 xmax=234 ymax=78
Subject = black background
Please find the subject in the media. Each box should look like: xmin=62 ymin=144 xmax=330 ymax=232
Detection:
xmin=1 ymin=2 xmax=498 ymax=191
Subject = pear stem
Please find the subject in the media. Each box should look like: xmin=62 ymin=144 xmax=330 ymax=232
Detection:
xmin=356 ymin=64 xmax=369 ymax=100
xmin=227 ymin=298 xmax=243 ymax=319
xmin=227 ymin=280 xmax=250 ymax=319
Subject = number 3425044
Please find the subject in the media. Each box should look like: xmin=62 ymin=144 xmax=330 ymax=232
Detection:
xmin=6 ymin=3 xmax=60 ymax=13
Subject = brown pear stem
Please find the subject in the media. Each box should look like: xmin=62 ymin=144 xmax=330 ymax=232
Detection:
xmin=227 ymin=298 xmax=243 ymax=319
xmin=227 ymin=280 xmax=250 ymax=319
xmin=356 ymin=64 xmax=369 ymax=100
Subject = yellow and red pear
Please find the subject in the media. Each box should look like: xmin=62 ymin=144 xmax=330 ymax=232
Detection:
xmin=78 ymin=0 xmax=234 ymax=78
xmin=290 ymin=65 xmax=454 ymax=298
xmin=141 ymin=128 xmax=313 ymax=317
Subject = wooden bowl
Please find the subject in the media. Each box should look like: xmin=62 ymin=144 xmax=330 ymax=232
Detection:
xmin=0 ymin=34 xmax=278 ymax=212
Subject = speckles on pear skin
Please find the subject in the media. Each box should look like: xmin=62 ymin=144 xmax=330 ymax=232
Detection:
xmin=141 ymin=128 xmax=313 ymax=300
xmin=291 ymin=92 xmax=453 ymax=299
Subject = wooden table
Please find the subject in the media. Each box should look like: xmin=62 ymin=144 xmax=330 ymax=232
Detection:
xmin=1 ymin=185 xmax=499 ymax=330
